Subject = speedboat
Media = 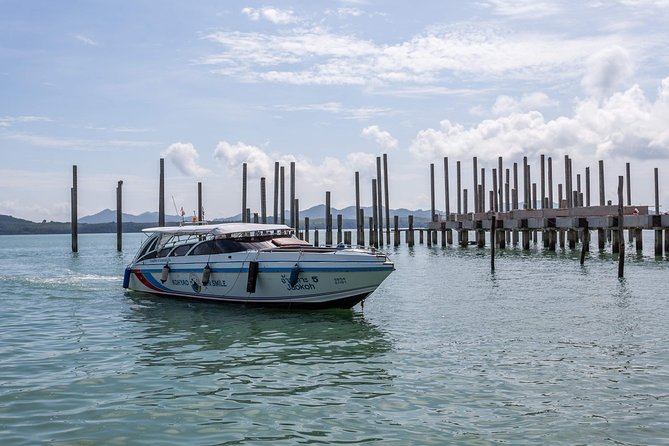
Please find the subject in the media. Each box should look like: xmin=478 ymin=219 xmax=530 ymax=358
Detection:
xmin=123 ymin=223 xmax=394 ymax=308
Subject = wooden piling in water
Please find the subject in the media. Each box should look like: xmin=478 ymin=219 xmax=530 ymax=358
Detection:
xmin=394 ymin=215 xmax=400 ymax=247
xmin=290 ymin=162 xmax=296 ymax=229
xmin=598 ymin=160 xmax=605 ymax=206
xmin=408 ymin=215 xmax=414 ymax=247
xmin=376 ymin=157 xmax=384 ymax=246
xmin=655 ymin=167 xmax=663 ymax=256
xmin=618 ymin=176 xmax=625 ymax=277
xmin=337 ymin=214 xmax=343 ymax=244
xmin=523 ymin=157 xmax=529 ymax=209
xmin=585 ymin=166 xmax=591 ymax=207
xmin=430 ymin=163 xmax=436 ymax=221
xmin=314 ymin=227 xmax=319 ymax=246
xmin=491 ymin=215 xmax=496 ymax=272
xmin=260 ymin=177 xmax=267 ymax=224
xmin=456 ymin=161 xmax=462 ymax=215
xmin=304 ymin=217 xmax=310 ymax=242
xmin=498 ymin=157 xmax=504 ymax=213
xmin=294 ymin=198 xmax=300 ymax=236
xmin=273 ymin=162 xmax=279 ymax=224
xmin=325 ymin=191 xmax=332 ymax=246
xmin=473 ymin=157 xmax=478 ymax=213
xmin=197 ymin=182 xmax=203 ymax=222
xmin=371 ymin=180 xmax=378 ymax=248
xmin=492 ymin=168 xmax=499 ymax=212
xmin=116 ymin=180 xmax=123 ymax=252
xmin=280 ymin=166 xmax=285 ymax=225
xmin=359 ymin=208 xmax=365 ymax=246
xmin=547 ymin=157 xmax=553 ymax=208
xmin=383 ymin=154 xmax=391 ymax=245
xmin=159 ymin=158 xmax=165 ymax=227
xmin=444 ymin=157 xmax=450 ymax=218
xmin=580 ymin=220 xmax=588 ymax=265
xmin=368 ymin=216 xmax=374 ymax=246
xmin=71 ymin=165 xmax=78 ymax=253
xmin=355 ymin=171 xmax=361 ymax=243
xmin=242 ymin=163 xmax=247 ymax=223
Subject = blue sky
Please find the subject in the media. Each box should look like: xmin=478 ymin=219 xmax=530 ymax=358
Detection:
xmin=1 ymin=0 xmax=668 ymax=221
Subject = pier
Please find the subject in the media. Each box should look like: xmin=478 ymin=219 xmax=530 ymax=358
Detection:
xmin=70 ymin=153 xmax=668 ymax=277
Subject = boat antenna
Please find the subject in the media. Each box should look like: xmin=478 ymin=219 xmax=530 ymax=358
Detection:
xmin=171 ymin=196 xmax=185 ymax=226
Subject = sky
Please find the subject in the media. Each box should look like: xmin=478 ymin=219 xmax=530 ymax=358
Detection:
xmin=1 ymin=0 xmax=669 ymax=222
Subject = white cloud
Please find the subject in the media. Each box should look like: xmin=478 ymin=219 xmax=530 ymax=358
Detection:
xmin=203 ymin=24 xmax=639 ymax=87
xmin=581 ymin=46 xmax=634 ymax=99
xmin=0 ymin=115 xmax=51 ymax=127
xmin=327 ymin=7 xmax=365 ymax=17
xmin=74 ymin=34 xmax=97 ymax=46
xmin=272 ymin=102 xmax=392 ymax=119
xmin=471 ymin=91 xmax=559 ymax=116
xmin=362 ymin=125 xmax=398 ymax=151
xmin=163 ymin=142 xmax=211 ymax=177
xmin=480 ymin=0 xmax=562 ymax=18
xmin=410 ymin=77 xmax=669 ymax=162
xmin=241 ymin=7 xmax=298 ymax=24
xmin=213 ymin=140 xmax=378 ymax=189
xmin=1 ymin=132 xmax=155 ymax=150
xmin=213 ymin=141 xmax=279 ymax=178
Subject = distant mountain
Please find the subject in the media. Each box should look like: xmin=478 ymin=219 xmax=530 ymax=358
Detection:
xmin=295 ymin=205 xmax=433 ymax=220
xmin=0 ymin=204 xmax=438 ymax=236
xmin=78 ymin=205 xmax=436 ymax=224
xmin=78 ymin=209 xmax=182 ymax=224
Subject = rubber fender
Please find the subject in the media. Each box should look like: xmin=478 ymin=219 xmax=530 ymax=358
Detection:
xmin=289 ymin=264 xmax=300 ymax=287
xmin=160 ymin=264 xmax=170 ymax=283
xmin=247 ymin=261 xmax=259 ymax=293
xmin=122 ymin=267 xmax=131 ymax=289
xmin=202 ymin=264 xmax=211 ymax=286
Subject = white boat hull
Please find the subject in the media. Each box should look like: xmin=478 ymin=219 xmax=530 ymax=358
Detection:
xmin=125 ymin=248 xmax=394 ymax=308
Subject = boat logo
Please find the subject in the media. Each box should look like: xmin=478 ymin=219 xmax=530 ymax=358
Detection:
xmin=189 ymin=273 xmax=202 ymax=293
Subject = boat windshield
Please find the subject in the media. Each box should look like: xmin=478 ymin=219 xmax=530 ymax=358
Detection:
xmin=136 ymin=233 xmax=288 ymax=261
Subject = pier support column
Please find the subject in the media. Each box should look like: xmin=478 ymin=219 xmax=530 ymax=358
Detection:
xmin=460 ymin=230 xmax=469 ymax=247
xmin=477 ymin=229 xmax=485 ymax=248
xmin=598 ymin=229 xmax=606 ymax=250
xmin=498 ymin=229 xmax=506 ymax=249
xmin=635 ymin=228 xmax=643 ymax=252
xmin=568 ymin=229 xmax=577 ymax=250
xmin=548 ymin=230 xmax=556 ymax=251
xmin=655 ymin=230 xmax=663 ymax=256
xmin=522 ymin=230 xmax=530 ymax=250
xmin=612 ymin=228 xmax=620 ymax=254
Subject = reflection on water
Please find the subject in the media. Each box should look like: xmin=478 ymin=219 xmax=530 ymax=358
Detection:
xmin=115 ymin=294 xmax=397 ymax=444
xmin=125 ymin=293 xmax=392 ymax=368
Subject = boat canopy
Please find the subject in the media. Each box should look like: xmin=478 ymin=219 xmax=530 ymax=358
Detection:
xmin=142 ymin=223 xmax=293 ymax=237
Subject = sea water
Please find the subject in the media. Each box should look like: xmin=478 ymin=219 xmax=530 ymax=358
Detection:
xmin=0 ymin=233 xmax=668 ymax=445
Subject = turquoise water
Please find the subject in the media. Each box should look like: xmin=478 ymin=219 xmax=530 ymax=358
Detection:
xmin=1 ymin=233 xmax=668 ymax=445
